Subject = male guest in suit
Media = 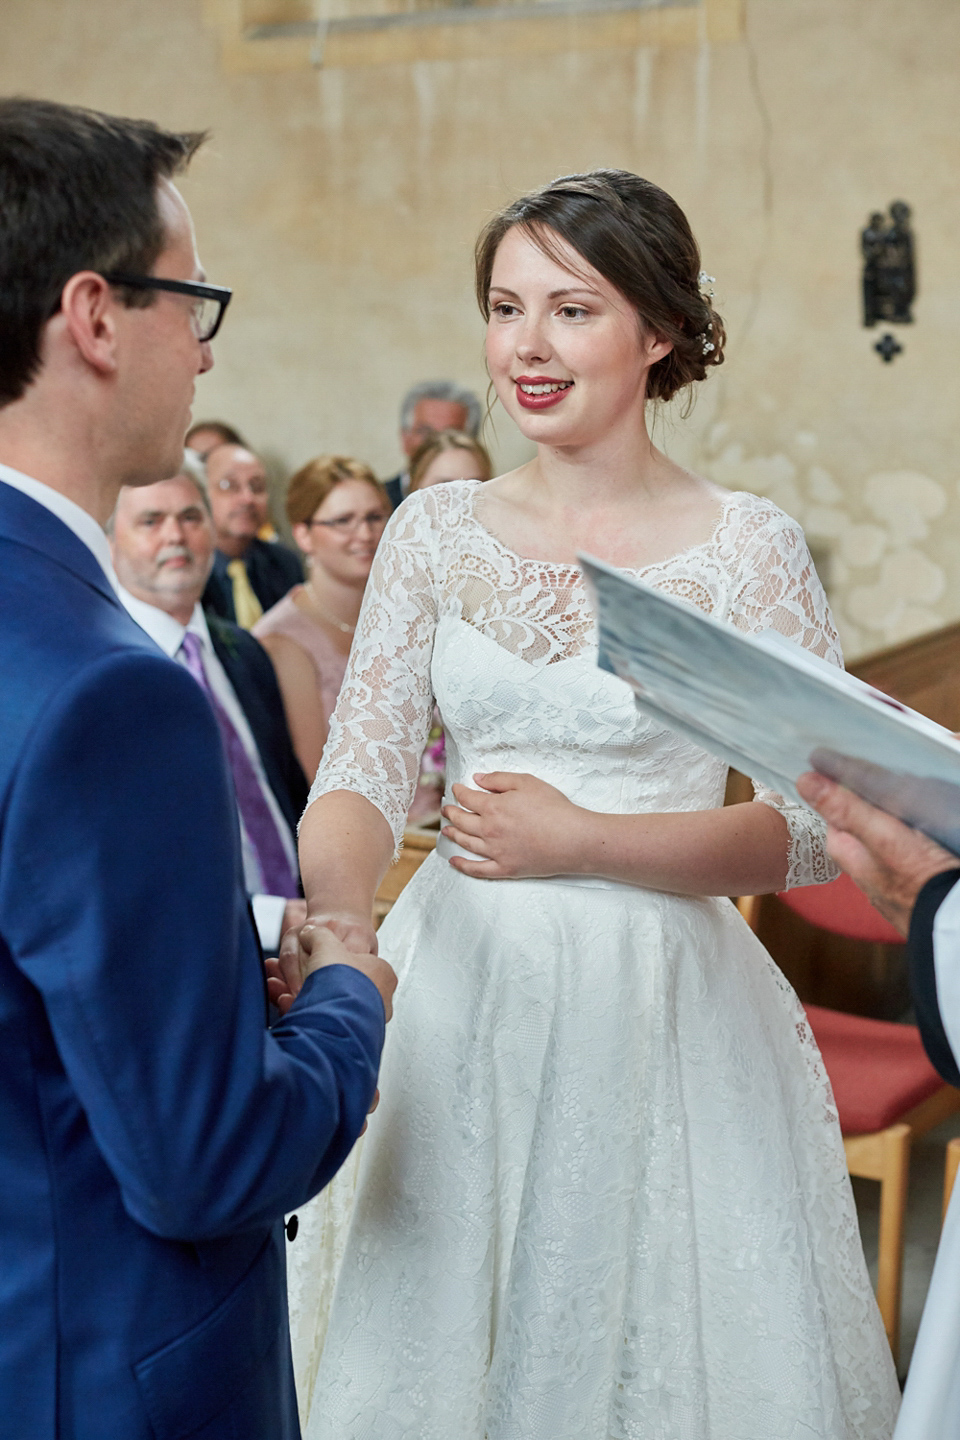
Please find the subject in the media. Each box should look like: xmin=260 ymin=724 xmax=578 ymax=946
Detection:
xmin=110 ymin=453 xmax=308 ymax=954
xmin=202 ymin=440 xmax=303 ymax=626
xmin=382 ymin=378 xmax=482 ymax=510
xmin=797 ymin=771 xmax=960 ymax=1440
xmin=0 ymin=97 xmax=395 ymax=1440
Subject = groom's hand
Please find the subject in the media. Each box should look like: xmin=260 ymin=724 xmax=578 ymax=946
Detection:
xmin=272 ymin=920 xmax=396 ymax=1021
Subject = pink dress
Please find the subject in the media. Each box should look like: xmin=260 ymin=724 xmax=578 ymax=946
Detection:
xmin=254 ymin=588 xmax=443 ymax=824
xmin=253 ymin=589 xmax=347 ymax=734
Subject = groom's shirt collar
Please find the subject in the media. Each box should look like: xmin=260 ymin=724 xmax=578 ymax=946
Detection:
xmin=0 ymin=461 xmax=118 ymax=591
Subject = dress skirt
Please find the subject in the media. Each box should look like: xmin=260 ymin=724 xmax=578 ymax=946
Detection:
xmin=301 ymin=851 xmax=899 ymax=1440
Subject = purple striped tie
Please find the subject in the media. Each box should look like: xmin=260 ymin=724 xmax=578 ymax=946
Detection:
xmin=179 ymin=631 xmax=299 ymax=898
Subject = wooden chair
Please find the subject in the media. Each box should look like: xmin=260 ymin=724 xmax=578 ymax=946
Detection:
xmin=372 ymin=827 xmax=437 ymax=927
xmin=944 ymin=1136 xmax=960 ymax=1223
xmin=739 ymin=874 xmax=960 ymax=1366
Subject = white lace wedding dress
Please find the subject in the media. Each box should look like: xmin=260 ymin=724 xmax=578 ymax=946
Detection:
xmin=290 ymin=480 xmax=899 ymax=1440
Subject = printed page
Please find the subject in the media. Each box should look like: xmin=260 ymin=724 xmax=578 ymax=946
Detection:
xmin=580 ymin=554 xmax=960 ymax=856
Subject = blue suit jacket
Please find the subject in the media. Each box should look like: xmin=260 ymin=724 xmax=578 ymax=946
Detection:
xmin=0 ymin=483 xmax=385 ymax=1440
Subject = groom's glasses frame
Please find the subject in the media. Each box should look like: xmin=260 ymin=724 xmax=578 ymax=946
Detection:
xmin=101 ymin=273 xmax=233 ymax=343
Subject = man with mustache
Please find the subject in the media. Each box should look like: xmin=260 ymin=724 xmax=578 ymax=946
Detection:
xmin=110 ymin=452 xmax=308 ymax=954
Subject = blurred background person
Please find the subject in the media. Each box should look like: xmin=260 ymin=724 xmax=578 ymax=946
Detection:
xmin=187 ymin=420 xmax=282 ymax=543
xmin=202 ymin=440 xmax=303 ymax=628
xmin=254 ymin=456 xmax=389 ymax=781
xmin=383 ymin=379 xmax=483 ymax=510
xmin=186 ymin=418 xmax=246 ymax=460
xmin=110 ymin=452 xmax=308 ymax=954
xmin=408 ymin=428 xmax=493 ymax=492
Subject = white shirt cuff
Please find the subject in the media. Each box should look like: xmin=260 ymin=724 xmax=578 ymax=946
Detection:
xmin=252 ymin=893 xmax=287 ymax=953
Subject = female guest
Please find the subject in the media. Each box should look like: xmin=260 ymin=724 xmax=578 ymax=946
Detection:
xmin=253 ymin=457 xmax=389 ymax=781
xmin=297 ymin=171 xmax=899 ymax=1438
xmin=408 ymin=428 xmax=493 ymax=492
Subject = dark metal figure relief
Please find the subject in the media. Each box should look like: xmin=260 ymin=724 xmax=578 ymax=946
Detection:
xmin=862 ymin=201 xmax=915 ymax=362
xmin=862 ymin=202 xmax=915 ymax=327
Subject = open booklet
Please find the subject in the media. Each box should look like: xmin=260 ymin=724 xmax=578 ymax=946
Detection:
xmin=579 ymin=553 xmax=960 ymax=858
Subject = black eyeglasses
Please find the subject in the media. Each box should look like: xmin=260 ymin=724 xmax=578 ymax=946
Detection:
xmin=102 ymin=273 xmax=233 ymax=342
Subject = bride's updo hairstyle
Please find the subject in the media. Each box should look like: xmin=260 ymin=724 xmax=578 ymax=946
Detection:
xmin=475 ymin=169 xmax=725 ymax=404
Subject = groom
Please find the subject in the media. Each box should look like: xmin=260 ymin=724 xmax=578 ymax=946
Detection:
xmin=0 ymin=98 xmax=395 ymax=1439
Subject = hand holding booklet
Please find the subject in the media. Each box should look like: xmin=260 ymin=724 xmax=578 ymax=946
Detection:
xmin=580 ymin=553 xmax=960 ymax=858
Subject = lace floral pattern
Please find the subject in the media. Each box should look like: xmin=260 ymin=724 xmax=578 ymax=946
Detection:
xmin=308 ymin=481 xmax=839 ymax=889
xmin=293 ymin=483 xmax=898 ymax=1440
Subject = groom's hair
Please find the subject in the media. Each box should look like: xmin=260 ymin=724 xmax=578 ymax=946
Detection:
xmin=0 ymin=97 xmax=206 ymax=408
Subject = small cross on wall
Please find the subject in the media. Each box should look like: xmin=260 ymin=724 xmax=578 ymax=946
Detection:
xmin=874 ymin=331 xmax=903 ymax=363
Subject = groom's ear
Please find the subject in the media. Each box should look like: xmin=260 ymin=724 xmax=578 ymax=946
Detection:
xmin=50 ymin=271 xmax=123 ymax=381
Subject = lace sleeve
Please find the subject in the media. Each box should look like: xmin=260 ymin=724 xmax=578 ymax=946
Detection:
xmin=725 ymin=499 xmax=842 ymax=889
xmin=304 ymin=491 xmax=440 ymax=847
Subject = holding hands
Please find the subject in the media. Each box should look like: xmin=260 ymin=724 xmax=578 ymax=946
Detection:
xmin=265 ymin=909 xmax=395 ymax=1019
xmin=442 ymin=772 xmax=583 ymax=878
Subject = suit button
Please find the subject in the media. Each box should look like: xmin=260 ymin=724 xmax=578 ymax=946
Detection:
xmin=285 ymin=1214 xmax=299 ymax=1242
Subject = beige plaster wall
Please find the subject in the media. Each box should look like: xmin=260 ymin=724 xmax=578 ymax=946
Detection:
xmin=2 ymin=0 xmax=958 ymax=658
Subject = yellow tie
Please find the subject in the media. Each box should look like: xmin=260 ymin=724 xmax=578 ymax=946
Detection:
xmin=226 ymin=559 xmax=263 ymax=630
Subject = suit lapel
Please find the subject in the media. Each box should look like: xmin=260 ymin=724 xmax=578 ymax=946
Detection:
xmin=0 ymin=481 xmax=120 ymax=609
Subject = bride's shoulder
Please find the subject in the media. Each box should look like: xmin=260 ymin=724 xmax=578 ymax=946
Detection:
xmin=715 ymin=488 xmax=811 ymax=555
xmin=387 ymin=478 xmax=475 ymax=537
xmin=396 ymin=478 xmax=480 ymax=520
xmin=391 ymin=479 xmax=486 ymax=555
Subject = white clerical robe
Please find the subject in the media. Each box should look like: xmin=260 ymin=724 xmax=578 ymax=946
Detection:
xmin=895 ymin=880 xmax=960 ymax=1439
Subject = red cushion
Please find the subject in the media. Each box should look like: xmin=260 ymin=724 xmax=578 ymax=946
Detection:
xmin=804 ymin=1003 xmax=943 ymax=1134
xmin=779 ymin=872 xmax=904 ymax=944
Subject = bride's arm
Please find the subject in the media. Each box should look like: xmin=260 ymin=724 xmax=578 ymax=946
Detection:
xmin=297 ymin=495 xmax=442 ymax=951
xmin=298 ymin=792 xmax=396 ymax=952
xmin=442 ymin=772 xmax=789 ymax=894
xmin=444 ymin=504 xmax=840 ymax=897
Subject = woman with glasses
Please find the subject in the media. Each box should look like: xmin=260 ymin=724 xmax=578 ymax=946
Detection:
xmin=253 ymin=457 xmax=390 ymax=782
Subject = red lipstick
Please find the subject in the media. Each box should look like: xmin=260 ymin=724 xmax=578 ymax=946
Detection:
xmin=514 ymin=375 xmax=574 ymax=411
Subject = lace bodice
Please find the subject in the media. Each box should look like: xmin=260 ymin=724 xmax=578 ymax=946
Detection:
xmin=307 ymin=481 xmax=841 ymax=889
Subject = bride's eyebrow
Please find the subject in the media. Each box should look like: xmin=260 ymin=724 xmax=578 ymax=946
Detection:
xmin=489 ymin=285 xmax=602 ymax=299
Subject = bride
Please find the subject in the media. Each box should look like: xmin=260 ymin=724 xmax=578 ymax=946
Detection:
xmin=292 ymin=169 xmax=899 ymax=1438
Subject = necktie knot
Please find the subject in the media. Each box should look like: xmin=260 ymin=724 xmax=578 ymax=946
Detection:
xmin=178 ymin=630 xmax=209 ymax=691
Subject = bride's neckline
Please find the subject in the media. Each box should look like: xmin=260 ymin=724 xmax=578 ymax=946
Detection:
xmin=463 ymin=479 xmax=743 ymax=578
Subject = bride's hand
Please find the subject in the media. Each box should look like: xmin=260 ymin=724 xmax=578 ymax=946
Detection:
xmin=267 ymin=910 xmax=382 ymax=1013
xmin=442 ymin=772 xmax=582 ymax=879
